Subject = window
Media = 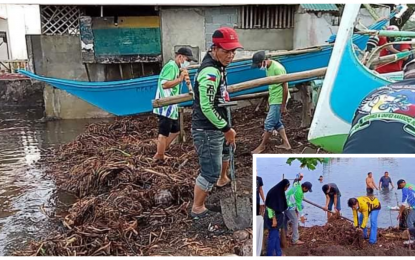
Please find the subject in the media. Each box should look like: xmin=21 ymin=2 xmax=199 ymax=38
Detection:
xmin=239 ymin=5 xmax=296 ymax=29
xmin=40 ymin=5 xmax=83 ymax=35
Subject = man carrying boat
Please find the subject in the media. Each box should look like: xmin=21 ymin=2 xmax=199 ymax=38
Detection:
xmin=190 ymin=27 xmax=242 ymax=218
xmin=250 ymin=51 xmax=291 ymax=154
xmin=153 ymin=47 xmax=197 ymax=161
xmin=343 ymin=61 xmax=415 ymax=153
xmin=347 ymin=195 xmax=381 ymax=244
xmin=397 ymin=179 xmax=415 ymax=229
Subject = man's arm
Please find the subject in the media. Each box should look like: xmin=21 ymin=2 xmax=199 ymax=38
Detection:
xmin=324 ymin=194 xmax=330 ymax=209
xmin=162 ymin=77 xmax=184 ymax=89
xmin=371 ymin=178 xmax=378 ymax=190
xmin=390 ymin=178 xmax=394 ymax=189
xmin=259 ymin=186 xmax=265 ymax=203
xmin=159 ymin=63 xmax=184 ymax=90
xmin=197 ymin=68 xmax=230 ymax=132
xmin=379 ymin=178 xmax=382 ymax=190
xmin=403 ymin=189 xmax=409 ymax=203
xmin=360 ymin=210 xmax=369 ymax=229
xmin=352 ymin=209 xmax=359 ymax=227
xmin=333 ymin=194 xmax=338 ymax=211
xmin=281 ymin=82 xmax=289 ymax=113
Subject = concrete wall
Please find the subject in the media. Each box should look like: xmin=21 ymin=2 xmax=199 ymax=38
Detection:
xmin=0 ymin=19 xmax=9 ymax=64
xmin=236 ymin=28 xmax=293 ymax=51
xmin=2 ymin=4 xmax=41 ymax=60
xmin=294 ymin=6 xmax=391 ymax=49
xmin=28 ymin=35 xmax=112 ymax=119
xmin=160 ymin=8 xmax=205 ymax=64
xmin=0 ymin=79 xmax=44 ymax=107
xmin=204 ymin=7 xmax=238 ymax=49
xmin=162 ymin=6 xmax=294 ymax=63
xmin=293 ymin=12 xmax=338 ymax=49
xmin=357 ymin=6 xmax=390 ymax=28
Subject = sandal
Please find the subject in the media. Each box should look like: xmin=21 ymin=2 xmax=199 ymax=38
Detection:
xmin=190 ymin=209 xmax=212 ymax=219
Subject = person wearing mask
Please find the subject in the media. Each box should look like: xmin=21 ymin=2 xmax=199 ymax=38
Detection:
xmin=153 ymin=47 xmax=196 ymax=161
xmin=366 ymin=172 xmax=379 ymax=194
xmin=190 ymin=27 xmax=243 ymax=219
xmin=348 ymin=195 xmax=381 ymax=244
xmin=397 ymin=179 xmax=415 ymax=229
xmin=322 ymin=183 xmax=341 ymax=219
xmin=379 ymin=171 xmax=394 ymax=190
xmin=342 ymin=60 xmax=415 ymax=153
xmin=265 ymin=179 xmax=290 ymax=256
xmin=284 ymin=181 xmax=313 ymax=245
xmin=251 ymin=51 xmax=291 ymax=154
xmin=257 ymin=175 xmax=265 ymax=216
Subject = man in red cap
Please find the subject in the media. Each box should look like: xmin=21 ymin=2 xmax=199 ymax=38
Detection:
xmin=190 ymin=27 xmax=243 ymax=218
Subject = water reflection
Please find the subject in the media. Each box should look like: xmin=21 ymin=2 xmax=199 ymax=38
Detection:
xmin=0 ymin=107 xmax=112 ymax=255
xmin=257 ymin=157 xmax=415 ymax=228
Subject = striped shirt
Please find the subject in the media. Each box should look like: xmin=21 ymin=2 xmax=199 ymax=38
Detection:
xmin=153 ymin=60 xmax=181 ymax=120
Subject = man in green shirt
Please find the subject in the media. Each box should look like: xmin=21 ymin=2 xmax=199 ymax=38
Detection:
xmin=284 ymin=181 xmax=312 ymax=245
xmin=190 ymin=27 xmax=242 ymax=218
xmin=251 ymin=51 xmax=291 ymax=154
xmin=153 ymin=47 xmax=196 ymax=161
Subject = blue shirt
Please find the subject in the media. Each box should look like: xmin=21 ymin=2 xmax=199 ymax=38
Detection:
xmin=379 ymin=176 xmax=392 ymax=188
xmin=402 ymin=183 xmax=415 ymax=207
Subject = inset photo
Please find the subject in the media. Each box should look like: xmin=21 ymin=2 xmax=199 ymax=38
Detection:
xmin=255 ymin=156 xmax=415 ymax=256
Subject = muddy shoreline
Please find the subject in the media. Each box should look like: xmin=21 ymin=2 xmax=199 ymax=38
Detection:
xmin=262 ymin=217 xmax=415 ymax=256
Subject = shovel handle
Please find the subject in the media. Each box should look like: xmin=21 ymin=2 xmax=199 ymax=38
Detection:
xmin=225 ymin=106 xmax=237 ymax=194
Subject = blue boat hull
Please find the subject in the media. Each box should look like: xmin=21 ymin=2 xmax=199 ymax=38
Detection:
xmin=19 ymin=19 xmax=388 ymax=116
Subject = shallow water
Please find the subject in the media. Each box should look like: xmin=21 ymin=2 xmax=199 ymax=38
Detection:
xmin=256 ymin=157 xmax=414 ymax=228
xmin=0 ymin=107 xmax=111 ymax=255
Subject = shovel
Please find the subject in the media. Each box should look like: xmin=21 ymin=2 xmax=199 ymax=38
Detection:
xmin=219 ymin=101 xmax=252 ymax=231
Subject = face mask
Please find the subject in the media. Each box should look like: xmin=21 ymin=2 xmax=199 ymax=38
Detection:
xmin=259 ymin=61 xmax=266 ymax=71
xmin=180 ymin=56 xmax=190 ymax=68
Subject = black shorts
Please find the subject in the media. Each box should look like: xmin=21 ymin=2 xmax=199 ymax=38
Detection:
xmin=158 ymin=116 xmax=180 ymax=137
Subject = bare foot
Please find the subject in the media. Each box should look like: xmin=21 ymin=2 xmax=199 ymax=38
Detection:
xmin=276 ymin=144 xmax=292 ymax=150
xmin=217 ymin=176 xmax=231 ymax=187
xmin=153 ymin=154 xmax=165 ymax=161
xmin=251 ymin=145 xmax=266 ymax=154
xmin=292 ymin=240 xmax=304 ymax=245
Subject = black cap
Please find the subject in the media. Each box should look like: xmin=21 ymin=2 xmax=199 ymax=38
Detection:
xmin=397 ymin=179 xmax=406 ymax=189
xmin=302 ymin=181 xmax=313 ymax=192
xmin=251 ymin=51 xmax=266 ymax=68
xmin=175 ymin=47 xmax=197 ymax=62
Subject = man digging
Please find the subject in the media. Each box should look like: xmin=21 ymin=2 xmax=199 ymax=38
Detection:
xmin=251 ymin=51 xmax=291 ymax=154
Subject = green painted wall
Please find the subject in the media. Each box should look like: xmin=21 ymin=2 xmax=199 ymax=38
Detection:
xmin=93 ymin=28 xmax=161 ymax=56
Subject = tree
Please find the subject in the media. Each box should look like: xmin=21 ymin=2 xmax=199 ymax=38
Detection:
xmin=286 ymin=158 xmax=326 ymax=170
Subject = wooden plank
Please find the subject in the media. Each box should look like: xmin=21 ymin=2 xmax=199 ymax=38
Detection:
xmin=152 ymin=68 xmax=327 ymax=108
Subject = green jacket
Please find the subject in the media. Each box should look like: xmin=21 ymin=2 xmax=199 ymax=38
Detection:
xmin=286 ymin=185 xmax=305 ymax=216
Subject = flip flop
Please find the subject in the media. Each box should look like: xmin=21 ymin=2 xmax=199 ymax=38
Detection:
xmin=216 ymin=180 xmax=231 ymax=188
xmin=190 ymin=209 xmax=212 ymax=219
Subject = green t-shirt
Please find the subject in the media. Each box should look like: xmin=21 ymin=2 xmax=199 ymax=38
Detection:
xmin=153 ymin=60 xmax=181 ymax=120
xmin=266 ymin=60 xmax=287 ymax=105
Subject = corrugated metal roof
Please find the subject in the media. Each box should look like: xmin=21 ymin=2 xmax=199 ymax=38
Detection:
xmin=300 ymin=4 xmax=339 ymax=12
